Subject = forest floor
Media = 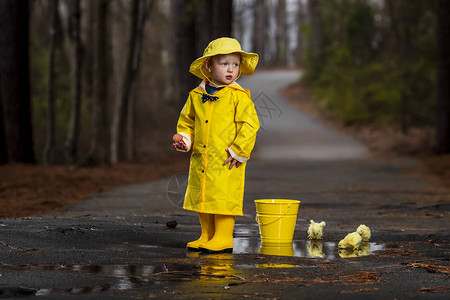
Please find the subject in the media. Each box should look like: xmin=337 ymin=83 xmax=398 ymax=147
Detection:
xmin=1 ymin=79 xmax=449 ymax=219
xmin=0 ymin=157 xmax=189 ymax=218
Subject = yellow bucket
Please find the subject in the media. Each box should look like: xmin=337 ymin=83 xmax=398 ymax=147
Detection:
xmin=254 ymin=199 xmax=300 ymax=245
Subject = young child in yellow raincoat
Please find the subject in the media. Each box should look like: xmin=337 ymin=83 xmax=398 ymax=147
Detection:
xmin=172 ymin=37 xmax=260 ymax=253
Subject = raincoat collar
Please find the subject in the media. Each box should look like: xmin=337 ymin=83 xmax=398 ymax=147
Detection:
xmin=194 ymin=80 xmax=250 ymax=97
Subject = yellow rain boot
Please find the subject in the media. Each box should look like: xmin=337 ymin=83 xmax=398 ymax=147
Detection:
xmin=187 ymin=213 xmax=215 ymax=251
xmin=199 ymin=214 xmax=235 ymax=253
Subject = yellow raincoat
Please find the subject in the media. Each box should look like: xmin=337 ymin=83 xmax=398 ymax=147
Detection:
xmin=177 ymin=81 xmax=260 ymax=216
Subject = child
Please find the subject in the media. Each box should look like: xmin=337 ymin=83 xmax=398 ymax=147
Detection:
xmin=172 ymin=37 xmax=260 ymax=253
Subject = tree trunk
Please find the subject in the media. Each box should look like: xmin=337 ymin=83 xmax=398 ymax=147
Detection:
xmin=84 ymin=0 xmax=95 ymax=104
xmin=175 ymin=0 xmax=197 ymax=107
xmin=110 ymin=0 xmax=152 ymax=164
xmin=0 ymin=0 xmax=35 ymax=164
xmin=276 ymin=0 xmax=287 ymax=66
xmin=210 ymin=0 xmax=232 ymax=39
xmin=43 ymin=0 xmax=59 ymax=165
xmin=110 ymin=0 xmax=139 ymax=164
xmin=80 ymin=0 xmax=110 ymax=167
xmin=195 ymin=0 xmax=232 ymax=60
xmin=308 ymin=0 xmax=323 ymax=54
xmin=433 ymin=0 xmax=450 ymax=154
xmin=383 ymin=0 xmax=400 ymax=54
xmin=126 ymin=88 xmax=136 ymax=161
xmin=253 ymin=0 xmax=268 ymax=67
xmin=95 ymin=0 xmax=110 ymax=166
xmin=194 ymin=0 xmax=212 ymax=54
xmin=295 ymin=0 xmax=306 ymax=65
xmin=65 ymin=0 xmax=82 ymax=165
xmin=0 ymin=99 xmax=6 ymax=163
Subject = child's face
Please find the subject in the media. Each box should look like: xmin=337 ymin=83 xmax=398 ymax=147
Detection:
xmin=206 ymin=53 xmax=241 ymax=86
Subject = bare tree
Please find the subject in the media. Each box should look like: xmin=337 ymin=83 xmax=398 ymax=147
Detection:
xmin=433 ymin=0 xmax=450 ymax=154
xmin=65 ymin=0 xmax=82 ymax=165
xmin=84 ymin=0 xmax=96 ymax=105
xmin=43 ymin=0 xmax=62 ymax=165
xmin=308 ymin=0 xmax=323 ymax=55
xmin=95 ymin=0 xmax=110 ymax=166
xmin=195 ymin=0 xmax=213 ymax=53
xmin=0 ymin=0 xmax=35 ymax=163
xmin=111 ymin=0 xmax=153 ymax=164
xmin=211 ymin=0 xmax=232 ymax=38
xmin=195 ymin=0 xmax=233 ymax=62
xmin=126 ymin=89 xmax=136 ymax=161
xmin=175 ymin=0 xmax=197 ymax=107
xmin=81 ymin=0 xmax=110 ymax=167
xmin=0 ymin=101 xmax=6 ymax=163
xmin=295 ymin=0 xmax=307 ymax=65
xmin=276 ymin=0 xmax=287 ymax=66
xmin=253 ymin=0 xmax=268 ymax=67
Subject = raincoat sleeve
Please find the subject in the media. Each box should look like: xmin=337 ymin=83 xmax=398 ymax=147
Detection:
xmin=228 ymin=93 xmax=260 ymax=162
xmin=176 ymin=94 xmax=195 ymax=152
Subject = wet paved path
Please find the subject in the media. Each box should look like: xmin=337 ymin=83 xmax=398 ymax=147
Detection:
xmin=0 ymin=71 xmax=449 ymax=299
xmin=243 ymin=70 xmax=369 ymax=160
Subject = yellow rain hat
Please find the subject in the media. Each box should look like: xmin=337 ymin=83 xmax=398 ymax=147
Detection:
xmin=189 ymin=37 xmax=259 ymax=80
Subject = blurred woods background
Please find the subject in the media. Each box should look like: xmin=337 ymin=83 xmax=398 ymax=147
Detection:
xmin=1 ymin=0 xmax=449 ymax=167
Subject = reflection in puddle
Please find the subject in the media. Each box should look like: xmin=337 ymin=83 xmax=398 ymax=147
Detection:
xmin=195 ymin=253 xmax=245 ymax=283
xmin=256 ymin=263 xmax=297 ymax=268
xmin=260 ymin=243 xmax=294 ymax=256
xmin=338 ymin=242 xmax=372 ymax=258
xmin=16 ymin=264 xmax=172 ymax=296
xmin=307 ymin=240 xmax=325 ymax=258
xmin=24 ymin=264 xmax=156 ymax=279
xmin=233 ymin=224 xmax=260 ymax=237
xmin=233 ymin=237 xmax=386 ymax=259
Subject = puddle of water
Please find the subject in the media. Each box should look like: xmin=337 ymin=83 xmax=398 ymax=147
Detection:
xmin=233 ymin=237 xmax=386 ymax=259
xmin=138 ymin=244 xmax=158 ymax=249
xmin=4 ymin=239 xmax=387 ymax=298
xmin=23 ymin=264 xmax=156 ymax=278
xmin=2 ymin=224 xmax=386 ymax=297
xmin=8 ymin=264 xmax=196 ymax=296
xmin=233 ymin=224 xmax=260 ymax=237
xmin=0 ymin=286 xmax=38 ymax=297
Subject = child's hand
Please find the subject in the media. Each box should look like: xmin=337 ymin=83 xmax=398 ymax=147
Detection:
xmin=172 ymin=134 xmax=188 ymax=151
xmin=224 ymin=148 xmax=242 ymax=170
xmin=173 ymin=140 xmax=187 ymax=151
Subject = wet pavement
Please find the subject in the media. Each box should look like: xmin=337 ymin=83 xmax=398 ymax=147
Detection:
xmin=1 ymin=70 xmax=449 ymax=299
xmin=0 ymin=216 xmax=448 ymax=299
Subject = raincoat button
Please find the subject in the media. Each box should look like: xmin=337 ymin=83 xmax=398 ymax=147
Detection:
xmin=203 ymin=145 xmax=206 ymax=148
xmin=205 ymin=120 xmax=208 ymax=123
xmin=202 ymin=170 xmax=205 ymax=173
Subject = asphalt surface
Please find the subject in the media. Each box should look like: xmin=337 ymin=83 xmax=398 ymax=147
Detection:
xmin=0 ymin=70 xmax=449 ymax=299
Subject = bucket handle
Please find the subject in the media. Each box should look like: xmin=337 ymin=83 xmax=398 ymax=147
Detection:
xmin=255 ymin=203 xmax=296 ymax=226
